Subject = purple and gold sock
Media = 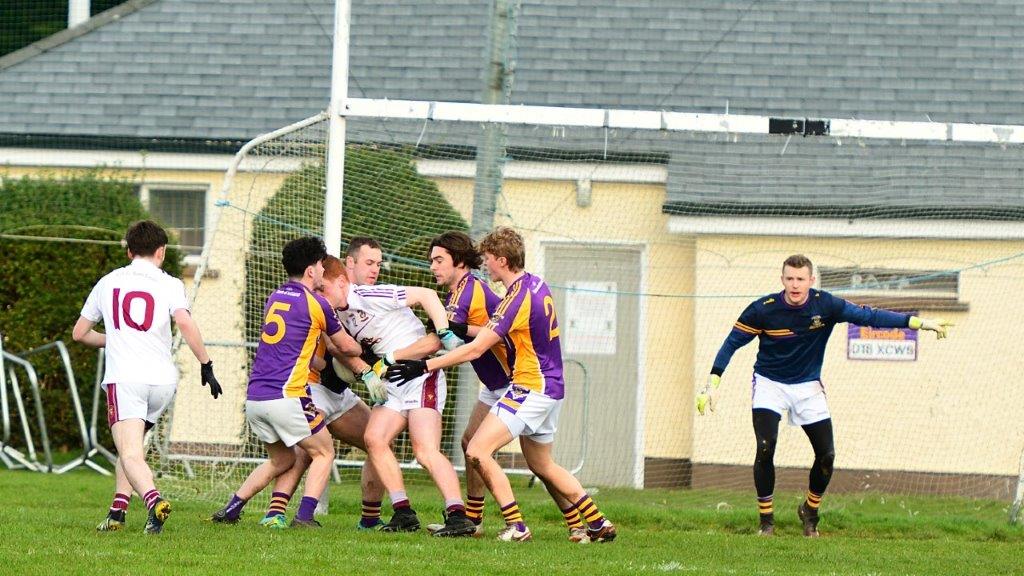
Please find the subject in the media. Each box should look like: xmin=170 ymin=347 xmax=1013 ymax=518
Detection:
xmin=265 ymin=491 xmax=291 ymax=518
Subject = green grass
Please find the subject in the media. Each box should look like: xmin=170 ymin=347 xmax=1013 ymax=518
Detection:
xmin=1 ymin=469 xmax=1022 ymax=575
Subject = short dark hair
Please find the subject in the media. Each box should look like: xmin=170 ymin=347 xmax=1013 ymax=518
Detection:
xmin=282 ymin=236 xmax=327 ymax=278
xmin=478 ymin=226 xmax=525 ymax=272
xmin=782 ymin=254 xmax=814 ymax=274
xmin=429 ymin=231 xmax=482 ymax=269
xmin=346 ymin=236 xmax=382 ymax=258
xmin=125 ymin=220 xmax=168 ymax=257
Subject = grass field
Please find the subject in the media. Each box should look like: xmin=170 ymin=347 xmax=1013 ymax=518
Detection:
xmin=1 ymin=469 xmax=1022 ymax=575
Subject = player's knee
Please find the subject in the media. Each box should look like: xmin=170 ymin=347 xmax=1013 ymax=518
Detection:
xmin=754 ymin=436 xmax=777 ymax=464
xmin=364 ymin=430 xmax=385 ymax=453
xmin=465 ymin=445 xmax=488 ymax=469
xmin=817 ymin=449 xmax=835 ymax=476
xmin=411 ymin=445 xmax=438 ymax=468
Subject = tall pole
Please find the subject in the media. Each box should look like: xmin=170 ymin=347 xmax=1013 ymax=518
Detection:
xmin=454 ymin=0 xmax=517 ymax=465
xmin=68 ymin=0 xmax=90 ymax=28
xmin=469 ymin=0 xmax=516 ymax=240
xmin=324 ymin=0 xmax=351 ymax=257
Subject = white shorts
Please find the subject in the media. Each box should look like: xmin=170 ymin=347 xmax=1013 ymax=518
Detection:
xmin=246 ymin=396 xmax=325 ymax=447
xmin=103 ymin=381 xmax=176 ymax=431
xmin=492 ymin=384 xmax=562 ymax=444
xmin=478 ymin=386 xmax=504 ymax=407
xmin=751 ymin=372 xmax=830 ymax=426
xmin=309 ymin=384 xmax=361 ymax=425
xmin=382 ymin=369 xmax=446 ymax=415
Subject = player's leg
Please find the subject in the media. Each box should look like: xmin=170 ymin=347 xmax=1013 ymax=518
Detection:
xmin=465 ymin=413 xmax=529 ymax=541
xmin=257 ymin=446 xmax=307 ymax=529
xmin=406 ymin=407 xmax=475 ymax=537
xmin=291 ymin=425 xmax=335 ymax=527
xmin=537 ymin=475 xmax=588 ymax=542
xmin=97 ymin=458 xmax=132 ymax=531
xmin=327 ymin=398 xmax=385 ymax=529
xmin=752 ymin=408 xmax=782 ymax=535
xmin=213 ymin=398 xmax=304 ymax=524
xmin=363 ymin=406 xmax=419 ymax=531
xmin=520 ymin=436 xmax=616 ymax=543
xmin=798 ymin=417 xmax=834 ymax=538
xmin=461 ymin=399 xmax=493 ymax=531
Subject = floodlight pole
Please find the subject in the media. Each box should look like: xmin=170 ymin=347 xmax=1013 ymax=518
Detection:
xmin=324 ymin=0 xmax=351 ymax=257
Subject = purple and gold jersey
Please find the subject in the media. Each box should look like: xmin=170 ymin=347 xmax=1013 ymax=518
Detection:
xmin=485 ymin=272 xmax=564 ymax=399
xmin=446 ymin=272 xmax=512 ymax=391
xmin=247 ymin=281 xmax=342 ymax=401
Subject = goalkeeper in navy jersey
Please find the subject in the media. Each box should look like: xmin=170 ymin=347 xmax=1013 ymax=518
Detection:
xmin=699 ymin=255 xmax=951 ymax=537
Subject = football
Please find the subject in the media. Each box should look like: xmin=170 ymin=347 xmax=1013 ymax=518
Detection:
xmin=331 ymin=355 xmax=360 ymax=386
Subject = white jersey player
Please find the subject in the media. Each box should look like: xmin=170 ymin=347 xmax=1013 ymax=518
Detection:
xmin=341 ymin=237 xmax=475 ymax=537
xmin=73 ymin=220 xmax=221 ymax=535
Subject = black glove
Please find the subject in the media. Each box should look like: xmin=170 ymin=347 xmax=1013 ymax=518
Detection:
xmin=385 ymin=359 xmax=428 ymax=385
xmin=447 ymin=321 xmax=469 ymax=341
xmin=201 ymin=361 xmax=222 ymax=399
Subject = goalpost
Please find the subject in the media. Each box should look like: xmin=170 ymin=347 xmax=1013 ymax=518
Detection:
xmin=149 ymin=0 xmax=1024 ymax=522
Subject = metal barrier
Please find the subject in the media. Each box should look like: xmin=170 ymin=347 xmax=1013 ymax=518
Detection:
xmin=87 ymin=349 xmax=118 ymax=467
xmin=0 ymin=337 xmax=52 ymax=472
xmin=19 ymin=341 xmax=110 ymax=475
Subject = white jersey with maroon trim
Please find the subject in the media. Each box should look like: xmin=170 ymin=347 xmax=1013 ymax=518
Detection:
xmin=80 ymin=259 xmax=188 ymax=387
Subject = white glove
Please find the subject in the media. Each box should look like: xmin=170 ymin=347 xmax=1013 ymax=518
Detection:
xmin=361 ymin=367 xmax=387 ymax=405
xmin=437 ymin=329 xmax=464 ymax=352
xmin=909 ymin=316 xmax=953 ymax=339
xmin=696 ymin=374 xmax=720 ymax=416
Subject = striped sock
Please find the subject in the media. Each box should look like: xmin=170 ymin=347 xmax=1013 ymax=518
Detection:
xmin=465 ymin=495 xmax=485 ymax=525
xmin=757 ymin=494 xmax=774 ymax=517
xmin=573 ymin=494 xmax=606 ymax=530
xmin=109 ymin=492 xmax=130 ymax=514
xmin=390 ymin=491 xmax=410 ymax=510
xmin=143 ymin=489 xmax=161 ymax=511
xmin=360 ymin=500 xmax=382 ymax=527
xmin=500 ymin=501 xmax=525 ymax=530
xmin=265 ymin=491 xmax=291 ymax=518
xmin=805 ymin=490 xmax=823 ymax=511
xmin=561 ymin=504 xmax=585 ymax=530
xmin=295 ymin=496 xmax=318 ymax=522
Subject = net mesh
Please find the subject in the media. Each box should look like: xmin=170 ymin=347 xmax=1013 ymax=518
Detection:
xmin=154 ymin=109 xmax=1024 ymax=515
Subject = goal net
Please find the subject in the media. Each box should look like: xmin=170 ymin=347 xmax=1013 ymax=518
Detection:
xmin=154 ymin=101 xmax=1024 ymax=522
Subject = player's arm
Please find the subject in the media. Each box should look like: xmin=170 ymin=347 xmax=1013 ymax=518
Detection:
xmin=174 ymin=309 xmax=212 ymax=364
xmin=834 ymin=296 xmax=952 ymax=338
xmin=72 ymin=316 xmax=106 ymax=348
xmin=328 ymin=328 xmax=362 ymax=357
xmin=311 ymin=354 xmax=327 ymax=372
xmin=173 ymin=308 xmax=222 ymax=399
xmin=405 ymin=287 xmax=462 ymax=350
xmin=698 ymin=305 xmax=760 ymax=415
xmin=386 ymin=327 xmax=502 ymax=384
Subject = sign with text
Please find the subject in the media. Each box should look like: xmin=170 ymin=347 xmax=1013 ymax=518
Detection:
xmin=847 ymin=325 xmax=918 ymax=361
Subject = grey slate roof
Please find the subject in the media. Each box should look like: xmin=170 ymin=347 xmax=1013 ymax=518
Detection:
xmin=1 ymin=0 xmax=1023 ymax=215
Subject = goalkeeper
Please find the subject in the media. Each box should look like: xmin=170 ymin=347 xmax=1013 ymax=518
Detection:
xmin=698 ymin=254 xmax=951 ymax=537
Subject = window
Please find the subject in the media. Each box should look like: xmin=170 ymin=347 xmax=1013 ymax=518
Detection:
xmin=818 ymin=267 xmax=966 ymax=312
xmin=139 ymin=184 xmax=208 ymax=259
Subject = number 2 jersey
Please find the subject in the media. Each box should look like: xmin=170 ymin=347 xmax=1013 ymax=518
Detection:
xmin=247 ymin=280 xmax=343 ymax=401
xmin=444 ymin=272 xmax=512 ymax=391
xmin=80 ymin=259 xmax=189 ymax=387
xmin=485 ymin=272 xmax=564 ymax=399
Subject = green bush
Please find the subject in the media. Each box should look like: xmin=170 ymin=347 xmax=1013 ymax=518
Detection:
xmin=0 ymin=172 xmax=182 ymax=456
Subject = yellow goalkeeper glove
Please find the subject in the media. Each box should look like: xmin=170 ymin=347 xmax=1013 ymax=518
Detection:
xmin=909 ymin=316 xmax=953 ymax=339
xmin=696 ymin=374 xmax=721 ymax=416
xmin=371 ymin=352 xmax=396 ymax=378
